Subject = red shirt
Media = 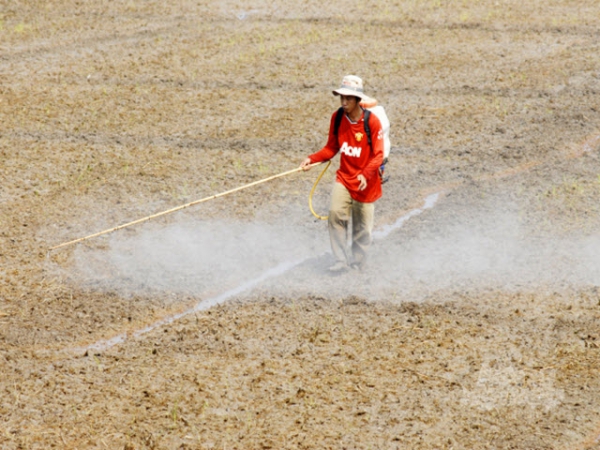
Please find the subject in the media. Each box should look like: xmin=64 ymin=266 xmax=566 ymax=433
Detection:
xmin=308 ymin=109 xmax=384 ymax=203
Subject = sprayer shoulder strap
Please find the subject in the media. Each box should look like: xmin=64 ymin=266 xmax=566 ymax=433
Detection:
xmin=363 ymin=109 xmax=372 ymax=149
xmin=333 ymin=107 xmax=372 ymax=149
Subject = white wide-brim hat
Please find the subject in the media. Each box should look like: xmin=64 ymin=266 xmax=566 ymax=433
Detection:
xmin=332 ymin=75 xmax=368 ymax=100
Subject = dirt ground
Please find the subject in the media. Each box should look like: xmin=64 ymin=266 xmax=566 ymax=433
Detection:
xmin=2 ymin=0 xmax=600 ymax=449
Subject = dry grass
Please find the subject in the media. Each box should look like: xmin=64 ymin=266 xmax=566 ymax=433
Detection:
xmin=2 ymin=0 xmax=600 ymax=449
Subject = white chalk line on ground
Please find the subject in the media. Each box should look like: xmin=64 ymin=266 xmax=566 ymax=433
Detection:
xmin=65 ymin=192 xmax=441 ymax=356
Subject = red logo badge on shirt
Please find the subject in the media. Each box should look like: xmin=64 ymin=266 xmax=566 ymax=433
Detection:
xmin=355 ymin=132 xmax=364 ymax=142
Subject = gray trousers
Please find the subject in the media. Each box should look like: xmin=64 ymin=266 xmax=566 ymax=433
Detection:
xmin=328 ymin=182 xmax=375 ymax=266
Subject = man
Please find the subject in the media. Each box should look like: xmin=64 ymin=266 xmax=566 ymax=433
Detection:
xmin=300 ymin=75 xmax=384 ymax=273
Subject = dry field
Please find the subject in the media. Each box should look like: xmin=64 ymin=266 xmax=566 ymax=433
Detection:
xmin=2 ymin=0 xmax=600 ymax=449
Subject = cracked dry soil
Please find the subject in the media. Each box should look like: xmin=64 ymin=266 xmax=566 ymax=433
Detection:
xmin=2 ymin=1 xmax=600 ymax=449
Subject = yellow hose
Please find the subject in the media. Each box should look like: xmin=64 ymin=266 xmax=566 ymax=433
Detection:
xmin=308 ymin=160 xmax=331 ymax=220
